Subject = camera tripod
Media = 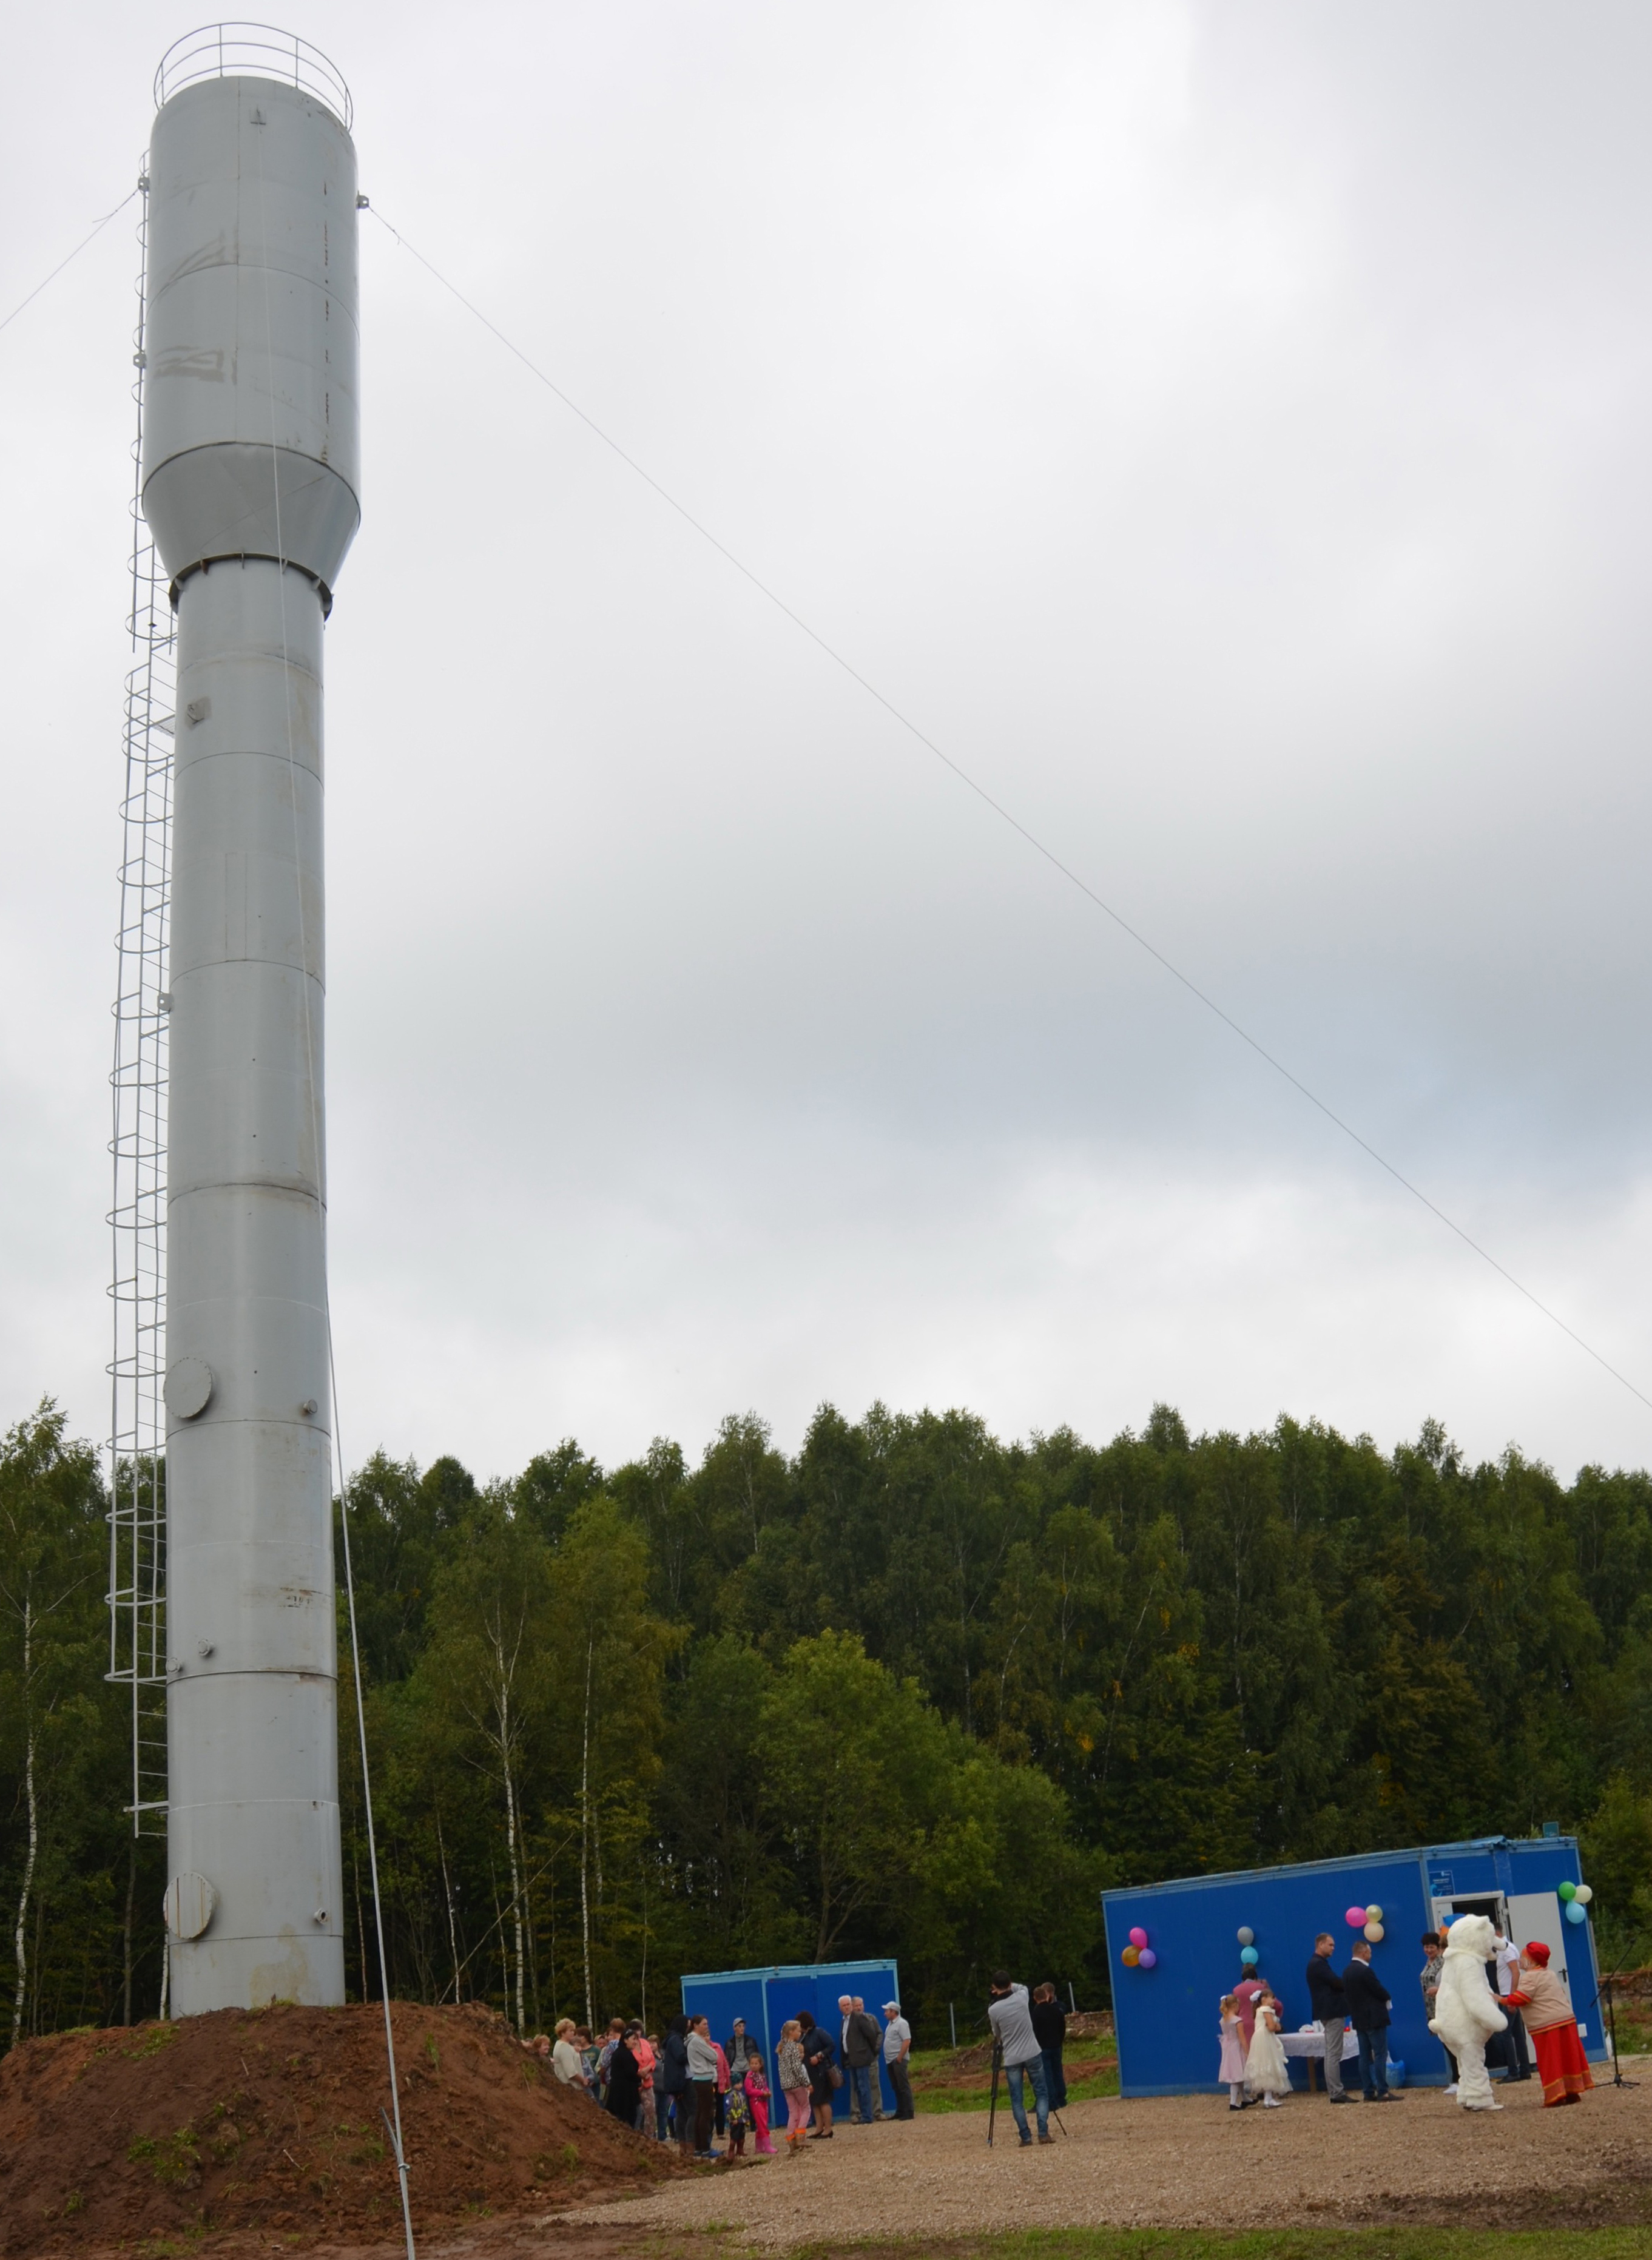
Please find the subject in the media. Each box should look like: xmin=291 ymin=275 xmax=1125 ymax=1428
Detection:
xmin=986 ymin=2039 xmax=1069 ymax=2145
xmin=1591 ymin=1937 xmax=1645 ymax=2091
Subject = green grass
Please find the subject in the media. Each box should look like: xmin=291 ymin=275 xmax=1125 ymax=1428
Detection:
xmin=915 ymin=2066 xmax=1120 ymax=2112
xmin=127 ymin=2127 xmax=201 ymax=2187
xmin=908 ymin=2042 xmax=1121 ymax=2113
xmin=777 ymin=2237 xmax=1652 ymax=2260
xmin=638 ymin=2235 xmax=1651 ymax=2260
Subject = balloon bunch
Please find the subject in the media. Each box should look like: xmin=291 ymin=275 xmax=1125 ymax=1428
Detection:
xmin=1559 ymin=1880 xmax=1594 ymax=1926
xmin=1346 ymin=1903 xmax=1385 ymax=1941
xmin=1121 ymin=1924 xmax=1158 ymax=1969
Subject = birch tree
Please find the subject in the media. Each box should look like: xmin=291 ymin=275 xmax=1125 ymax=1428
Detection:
xmin=544 ymin=1502 xmax=672 ymax=2029
xmin=413 ymin=1493 xmax=552 ymax=2034
xmin=0 ymin=1405 xmax=112 ymax=2046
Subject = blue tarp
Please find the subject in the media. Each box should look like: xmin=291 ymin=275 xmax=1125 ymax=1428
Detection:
xmin=680 ymin=1958 xmax=903 ymax=2113
xmin=1102 ymin=1835 xmax=1603 ymax=2096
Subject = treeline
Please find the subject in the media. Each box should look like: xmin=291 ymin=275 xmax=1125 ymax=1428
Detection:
xmin=5 ymin=1396 xmax=1652 ymax=2053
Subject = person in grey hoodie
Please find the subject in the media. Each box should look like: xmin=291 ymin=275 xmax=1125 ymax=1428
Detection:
xmin=987 ymin=1970 xmax=1052 ymax=2145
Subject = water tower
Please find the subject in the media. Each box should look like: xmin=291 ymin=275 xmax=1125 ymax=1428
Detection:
xmin=140 ymin=24 xmax=360 ymax=2013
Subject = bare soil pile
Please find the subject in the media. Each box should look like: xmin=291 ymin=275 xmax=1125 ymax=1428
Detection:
xmin=0 ymin=1999 xmax=682 ymax=2253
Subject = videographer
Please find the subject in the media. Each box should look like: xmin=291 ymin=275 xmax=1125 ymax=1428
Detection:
xmin=988 ymin=1969 xmax=1052 ymax=2145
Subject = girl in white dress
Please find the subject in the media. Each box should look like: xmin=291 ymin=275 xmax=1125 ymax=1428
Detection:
xmin=1218 ymin=1995 xmax=1249 ymax=2108
xmin=1244 ymin=1985 xmax=1290 ymax=2107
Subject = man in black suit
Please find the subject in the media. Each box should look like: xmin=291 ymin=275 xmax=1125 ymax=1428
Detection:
xmin=1305 ymin=1933 xmax=1350 ymax=2102
xmin=1343 ymin=1939 xmax=1395 ymax=2101
xmin=839 ymin=1994 xmax=883 ymax=2123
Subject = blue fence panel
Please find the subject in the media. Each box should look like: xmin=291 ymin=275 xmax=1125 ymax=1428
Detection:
xmin=680 ymin=1971 xmax=770 ymax=2063
xmin=681 ymin=1959 xmax=902 ymax=2113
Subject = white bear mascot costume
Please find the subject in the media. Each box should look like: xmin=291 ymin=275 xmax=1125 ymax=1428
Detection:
xmin=1429 ymin=1913 xmax=1508 ymax=2110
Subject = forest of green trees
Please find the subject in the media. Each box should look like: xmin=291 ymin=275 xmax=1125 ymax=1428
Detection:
xmin=5 ymin=1393 xmax=1652 ymax=2054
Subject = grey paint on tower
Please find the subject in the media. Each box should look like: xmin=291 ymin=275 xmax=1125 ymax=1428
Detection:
xmin=142 ymin=44 xmax=361 ymax=2012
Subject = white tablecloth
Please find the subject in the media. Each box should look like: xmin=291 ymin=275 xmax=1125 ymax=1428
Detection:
xmin=1279 ymin=2028 xmax=1359 ymax=2060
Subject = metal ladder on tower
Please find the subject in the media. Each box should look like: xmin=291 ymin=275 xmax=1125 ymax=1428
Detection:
xmin=107 ymin=160 xmax=172 ymax=1838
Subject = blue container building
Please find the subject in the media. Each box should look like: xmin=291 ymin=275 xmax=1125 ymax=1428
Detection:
xmin=681 ymin=1958 xmax=903 ymax=2113
xmin=1102 ymin=1834 xmax=1604 ymax=2097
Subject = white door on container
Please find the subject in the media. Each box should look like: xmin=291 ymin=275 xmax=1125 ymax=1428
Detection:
xmin=1506 ymin=1893 xmax=1578 ymax=2029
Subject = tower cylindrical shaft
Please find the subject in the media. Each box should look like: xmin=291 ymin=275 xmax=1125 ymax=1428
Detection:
xmin=143 ymin=52 xmax=360 ymax=2012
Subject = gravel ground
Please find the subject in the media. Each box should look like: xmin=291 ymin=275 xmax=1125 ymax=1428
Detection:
xmin=553 ymin=2082 xmax=1652 ymax=2248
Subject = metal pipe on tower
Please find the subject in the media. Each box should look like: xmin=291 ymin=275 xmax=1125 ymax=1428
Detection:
xmin=142 ymin=26 xmax=360 ymax=2012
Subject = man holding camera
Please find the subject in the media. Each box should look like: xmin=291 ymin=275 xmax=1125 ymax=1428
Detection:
xmin=988 ymin=1969 xmax=1053 ymax=2146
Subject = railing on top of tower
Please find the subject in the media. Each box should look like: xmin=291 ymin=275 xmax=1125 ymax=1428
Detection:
xmin=153 ymin=22 xmax=352 ymax=129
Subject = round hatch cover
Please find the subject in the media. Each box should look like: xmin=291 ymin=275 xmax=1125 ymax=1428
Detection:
xmin=164 ymin=1357 xmax=214 ymax=1420
xmin=164 ymin=1871 xmax=217 ymax=1941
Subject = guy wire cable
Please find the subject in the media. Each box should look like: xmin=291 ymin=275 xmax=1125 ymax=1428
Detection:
xmin=0 ymin=184 xmax=141 ymax=339
xmin=367 ymin=201 xmax=1652 ymax=1422
xmin=255 ymin=146 xmax=418 ymax=2260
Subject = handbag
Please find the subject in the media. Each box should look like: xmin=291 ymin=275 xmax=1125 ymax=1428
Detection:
xmin=829 ymin=2065 xmax=843 ymax=2088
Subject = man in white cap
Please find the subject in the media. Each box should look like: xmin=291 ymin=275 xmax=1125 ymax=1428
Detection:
xmin=882 ymin=2000 xmax=914 ymax=2120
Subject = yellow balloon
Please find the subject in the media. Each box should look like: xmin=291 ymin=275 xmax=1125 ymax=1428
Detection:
xmin=1122 ymin=1945 xmax=1141 ymax=1966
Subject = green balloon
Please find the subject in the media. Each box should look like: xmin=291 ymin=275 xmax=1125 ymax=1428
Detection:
xmin=1559 ymin=1880 xmax=1577 ymax=1901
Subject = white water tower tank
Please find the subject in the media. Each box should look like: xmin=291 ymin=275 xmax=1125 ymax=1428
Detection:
xmin=143 ymin=23 xmax=360 ymax=2012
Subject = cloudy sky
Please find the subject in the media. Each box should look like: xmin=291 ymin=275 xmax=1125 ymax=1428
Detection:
xmin=5 ymin=1 xmax=1652 ymax=1486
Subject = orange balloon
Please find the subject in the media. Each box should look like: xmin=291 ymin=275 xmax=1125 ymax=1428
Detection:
xmin=1121 ymin=1945 xmax=1141 ymax=1966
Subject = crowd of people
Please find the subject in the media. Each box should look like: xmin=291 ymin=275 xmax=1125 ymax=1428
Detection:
xmin=525 ymin=1913 xmax=1591 ymax=2159
xmin=531 ymin=1991 xmax=917 ymax=2159
xmin=1215 ymin=1918 xmax=1595 ymax=2112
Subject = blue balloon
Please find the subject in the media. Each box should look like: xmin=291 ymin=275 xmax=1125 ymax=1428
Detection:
xmin=1239 ymin=1946 xmax=1259 ymax=1965
xmin=1565 ymin=1900 xmax=1588 ymax=1925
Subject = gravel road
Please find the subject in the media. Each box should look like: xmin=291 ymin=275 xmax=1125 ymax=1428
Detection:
xmin=555 ymin=2081 xmax=1652 ymax=2247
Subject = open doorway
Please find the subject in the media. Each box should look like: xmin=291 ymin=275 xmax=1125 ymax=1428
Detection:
xmin=1431 ymin=1892 xmax=1506 ymax=1941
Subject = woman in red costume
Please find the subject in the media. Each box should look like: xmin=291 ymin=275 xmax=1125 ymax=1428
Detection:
xmin=1503 ymin=1942 xmax=1593 ymax=2106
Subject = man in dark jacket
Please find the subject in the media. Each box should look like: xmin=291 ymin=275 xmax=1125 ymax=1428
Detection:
xmin=800 ymin=2011 xmax=837 ymax=2139
xmin=840 ymin=1994 xmax=883 ymax=2123
xmin=658 ymin=2015 xmax=690 ymax=2145
xmin=1030 ymin=1984 xmax=1068 ymax=2110
xmin=1343 ymin=1940 xmax=1394 ymax=2101
xmin=1306 ymin=1934 xmax=1351 ymax=2102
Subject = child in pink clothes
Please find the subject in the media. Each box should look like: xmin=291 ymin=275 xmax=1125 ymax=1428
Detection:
xmin=744 ymin=2049 xmax=774 ymax=2155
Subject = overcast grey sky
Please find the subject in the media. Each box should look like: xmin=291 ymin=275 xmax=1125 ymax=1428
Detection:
xmin=5 ymin=1 xmax=1652 ymax=1485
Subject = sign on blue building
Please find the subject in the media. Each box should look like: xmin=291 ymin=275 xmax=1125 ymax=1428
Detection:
xmin=1102 ymin=1835 xmax=1602 ymax=2097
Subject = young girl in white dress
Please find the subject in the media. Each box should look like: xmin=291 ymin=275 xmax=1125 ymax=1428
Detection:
xmin=1218 ymin=1995 xmax=1249 ymax=2109
xmin=1244 ymin=1984 xmax=1290 ymax=2107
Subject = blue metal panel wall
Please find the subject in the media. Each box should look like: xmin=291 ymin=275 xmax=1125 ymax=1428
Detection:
xmin=681 ymin=1972 xmax=771 ymax=2062
xmin=1105 ymin=1852 xmax=1430 ymax=2097
xmin=1502 ymin=1839 xmax=1602 ymax=2056
xmin=1415 ymin=1839 xmax=1602 ymax=2058
xmin=1102 ymin=1836 xmax=1602 ymax=2097
xmin=681 ymin=1959 xmax=902 ymax=2112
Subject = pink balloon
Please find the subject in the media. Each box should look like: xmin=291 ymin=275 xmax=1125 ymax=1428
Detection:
xmin=1137 ymin=1948 xmax=1158 ymax=1969
xmin=1346 ymin=1906 xmax=1367 ymax=1928
xmin=1128 ymin=1926 xmax=1148 ymax=1949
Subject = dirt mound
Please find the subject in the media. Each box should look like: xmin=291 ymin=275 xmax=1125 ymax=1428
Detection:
xmin=0 ymin=1999 xmax=684 ymax=2253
